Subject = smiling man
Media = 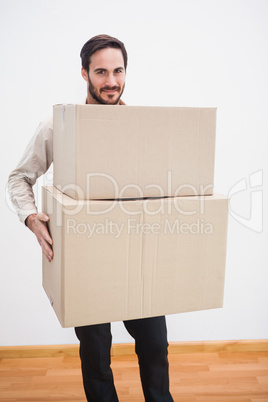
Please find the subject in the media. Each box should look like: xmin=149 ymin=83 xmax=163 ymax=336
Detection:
xmin=8 ymin=34 xmax=174 ymax=402
xmin=82 ymin=46 xmax=126 ymax=105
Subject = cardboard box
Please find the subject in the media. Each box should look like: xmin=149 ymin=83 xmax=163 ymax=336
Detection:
xmin=42 ymin=186 xmax=228 ymax=328
xmin=53 ymin=105 xmax=216 ymax=200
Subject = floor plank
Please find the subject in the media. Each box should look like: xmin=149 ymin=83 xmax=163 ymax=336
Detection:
xmin=0 ymin=352 xmax=267 ymax=401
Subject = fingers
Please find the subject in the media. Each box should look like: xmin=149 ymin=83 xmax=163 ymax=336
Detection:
xmin=33 ymin=213 xmax=54 ymax=262
xmin=42 ymin=241 xmax=54 ymax=262
xmin=43 ymin=229 xmax=53 ymax=246
xmin=41 ymin=229 xmax=53 ymax=262
xmin=39 ymin=235 xmax=53 ymax=262
xmin=26 ymin=211 xmax=54 ymax=262
xmin=36 ymin=212 xmax=49 ymax=223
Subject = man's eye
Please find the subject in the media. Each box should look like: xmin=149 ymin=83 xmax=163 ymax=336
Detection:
xmin=97 ymin=70 xmax=105 ymax=74
xmin=115 ymin=69 xmax=123 ymax=74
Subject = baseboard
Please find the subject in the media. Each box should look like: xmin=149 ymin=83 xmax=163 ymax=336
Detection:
xmin=0 ymin=340 xmax=267 ymax=359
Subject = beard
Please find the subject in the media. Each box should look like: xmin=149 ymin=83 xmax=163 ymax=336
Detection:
xmin=88 ymin=74 xmax=125 ymax=105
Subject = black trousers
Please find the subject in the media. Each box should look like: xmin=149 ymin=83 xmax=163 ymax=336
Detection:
xmin=75 ymin=316 xmax=173 ymax=402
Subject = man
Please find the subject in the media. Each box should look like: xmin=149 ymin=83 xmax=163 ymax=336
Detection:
xmin=8 ymin=34 xmax=174 ymax=402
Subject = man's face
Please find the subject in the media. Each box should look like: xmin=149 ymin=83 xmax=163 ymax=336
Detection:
xmin=82 ymin=47 xmax=126 ymax=105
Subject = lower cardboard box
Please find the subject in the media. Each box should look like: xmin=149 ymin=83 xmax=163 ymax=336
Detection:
xmin=42 ymin=186 xmax=228 ymax=328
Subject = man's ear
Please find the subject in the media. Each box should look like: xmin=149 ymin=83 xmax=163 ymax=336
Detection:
xmin=81 ymin=68 xmax=88 ymax=82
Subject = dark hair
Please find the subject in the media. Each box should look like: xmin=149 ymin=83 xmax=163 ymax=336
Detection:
xmin=80 ymin=34 xmax=128 ymax=72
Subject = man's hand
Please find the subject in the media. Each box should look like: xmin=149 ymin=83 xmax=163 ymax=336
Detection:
xmin=26 ymin=213 xmax=53 ymax=262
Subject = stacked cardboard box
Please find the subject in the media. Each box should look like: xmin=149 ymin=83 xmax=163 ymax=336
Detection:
xmin=43 ymin=104 xmax=228 ymax=328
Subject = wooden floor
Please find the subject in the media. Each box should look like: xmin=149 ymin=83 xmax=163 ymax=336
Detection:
xmin=0 ymin=348 xmax=268 ymax=401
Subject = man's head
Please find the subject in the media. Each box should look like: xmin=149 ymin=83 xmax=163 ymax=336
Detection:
xmin=80 ymin=34 xmax=127 ymax=105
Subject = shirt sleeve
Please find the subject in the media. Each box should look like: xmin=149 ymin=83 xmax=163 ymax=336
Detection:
xmin=7 ymin=117 xmax=53 ymax=224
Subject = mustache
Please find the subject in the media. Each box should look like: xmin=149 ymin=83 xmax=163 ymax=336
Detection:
xmin=101 ymin=85 xmax=120 ymax=92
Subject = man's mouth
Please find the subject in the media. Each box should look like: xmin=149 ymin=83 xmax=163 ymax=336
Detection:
xmin=101 ymin=86 xmax=120 ymax=94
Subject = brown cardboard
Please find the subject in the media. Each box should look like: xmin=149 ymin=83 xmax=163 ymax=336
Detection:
xmin=42 ymin=186 xmax=228 ymax=328
xmin=53 ymin=105 xmax=216 ymax=200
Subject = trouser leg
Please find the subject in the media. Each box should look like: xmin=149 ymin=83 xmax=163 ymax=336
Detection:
xmin=123 ymin=316 xmax=174 ymax=402
xmin=75 ymin=323 xmax=118 ymax=402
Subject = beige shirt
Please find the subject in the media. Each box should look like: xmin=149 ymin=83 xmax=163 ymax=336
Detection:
xmin=8 ymin=116 xmax=54 ymax=223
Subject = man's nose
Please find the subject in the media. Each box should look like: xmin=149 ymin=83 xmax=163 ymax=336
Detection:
xmin=105 ymin=74 xmax=116 ymax=87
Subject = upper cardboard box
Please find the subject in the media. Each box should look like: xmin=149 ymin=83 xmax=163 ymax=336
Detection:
xmin=53 ymin=104 xmax=216 ymax=200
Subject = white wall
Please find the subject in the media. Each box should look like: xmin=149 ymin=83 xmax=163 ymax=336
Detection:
xmin=1 ymin=0 xmax=267 ymax=346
